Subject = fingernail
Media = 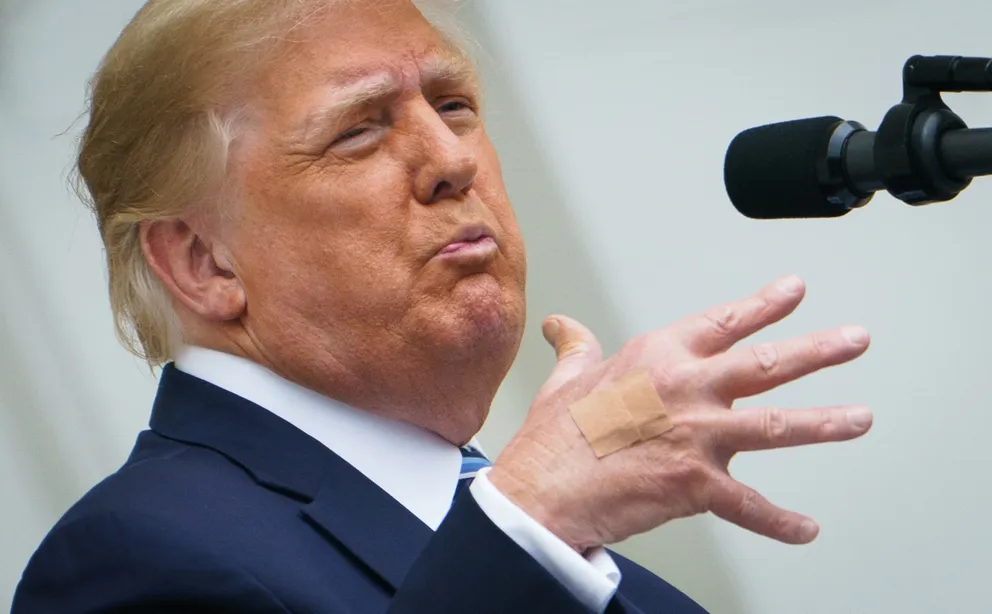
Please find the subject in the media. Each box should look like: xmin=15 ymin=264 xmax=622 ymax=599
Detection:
xmin=778 ymin=275 xmax=804 ymax=295
xmin=800 ymin=520 xmax=819 ymax=542
xmin=847 ymin=407 xmax=874 ymax=431
xmin=843 ymin=326 xmax=870 ymax=346
xmin=542 ymin=319 xmax=560 ymax=344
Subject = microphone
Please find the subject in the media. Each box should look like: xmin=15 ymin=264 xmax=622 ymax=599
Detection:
xmin=723 ymin=55 xmax=992 ymax=220
xmin=724 ymin=117 xmax=992 ymax=219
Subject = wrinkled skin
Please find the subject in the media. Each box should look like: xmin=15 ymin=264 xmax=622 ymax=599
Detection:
xmin=142 ymin=1 xmax=873 ymax=552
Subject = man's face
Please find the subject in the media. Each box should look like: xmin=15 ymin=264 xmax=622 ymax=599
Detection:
xmin=224 ymin=0 xmax=527 ymax=424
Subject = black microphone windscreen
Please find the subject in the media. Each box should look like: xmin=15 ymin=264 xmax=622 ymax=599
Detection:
xmin=724 ymin=116 xmax=850 ymax=219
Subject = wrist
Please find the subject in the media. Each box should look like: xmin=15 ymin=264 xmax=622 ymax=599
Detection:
xmin=487 ymin=464 xmax=596 ymax=554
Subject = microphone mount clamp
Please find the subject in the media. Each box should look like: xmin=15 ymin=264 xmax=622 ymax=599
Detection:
xmin=873 ymin=55 xmax=992 ymax=206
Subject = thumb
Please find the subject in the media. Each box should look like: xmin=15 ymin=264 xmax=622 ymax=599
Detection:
xmin=539 ymin=315 xmax=603 ymax=394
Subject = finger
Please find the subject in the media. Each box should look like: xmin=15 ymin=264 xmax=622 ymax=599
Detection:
xmin=711 ymin=405 xmax=873 ymax=452
xmin=537 ymin=315 xmax=604 ymax=397
xmin=708 ymin=473 xmax=819 ymax=545
xmin=707 ymin=325 xmax=871 ymax=400
xmin=673 ymin=275 xmax=806 ymax=357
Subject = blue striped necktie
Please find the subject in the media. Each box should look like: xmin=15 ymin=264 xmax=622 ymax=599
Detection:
xmin=453 ymin=445 xmax=491 ymax=501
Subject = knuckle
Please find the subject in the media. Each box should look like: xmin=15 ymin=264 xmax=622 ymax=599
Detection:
xmin=668 ymin=451 xmax=710 ymax=488
xmin=687 ymin=458 xmax=710 ymax=489
xmin=751 ymin=343 xmax=780 ymax=374
xmin=702 ymin=305 xmax=739 ymax=336
xmin=671 ymin=362 xmax=699 ymax=387
xmin=651 ymin=362 xmax=698 ymax=396
xmin=649 ymin=363 xmax=678 ymax=392
xmin=621 ymin=335 xmax=648 ymax=354
xmin=816 ymin=411 xmax=841 ymax=440
xmin=736 ymin=488 xmax=762 ymax=520
xmin=556 ymin=339 xmax=588 ymax=359
xmin=770 ymin=512 xmax=794 ymax=538
xmin=810 ymin=331 xmax=832 ymax=358
xmin=620 ymin=334 xmax=654 ymax=362
xmin=763 ymin=407 xmax=791 ymax=441
xmin=752 ymin=294 xmax=773 ymax=317
xmin=691 ymin=467 xmax=720 ymax=512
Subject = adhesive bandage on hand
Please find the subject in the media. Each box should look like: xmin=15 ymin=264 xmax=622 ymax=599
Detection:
xmin=568 ymin=370 xmax=674 ymax=458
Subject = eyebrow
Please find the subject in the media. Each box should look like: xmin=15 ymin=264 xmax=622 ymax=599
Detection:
xmin=294 ymin=53 xmax=480 ymax=144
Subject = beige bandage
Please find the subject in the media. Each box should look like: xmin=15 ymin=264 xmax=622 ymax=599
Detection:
xmin=568 ymin=370 xmax=674 ymax=458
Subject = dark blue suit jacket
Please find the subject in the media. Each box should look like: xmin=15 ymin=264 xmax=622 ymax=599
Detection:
xmin=13 ymin=364 xmax=708 ymax=613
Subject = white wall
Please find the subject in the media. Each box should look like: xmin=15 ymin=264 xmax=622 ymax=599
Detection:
xmin=0 ymin=0 xmax=161 ymax=605
xmin=2 ymin=0 xmax=990 ymax=612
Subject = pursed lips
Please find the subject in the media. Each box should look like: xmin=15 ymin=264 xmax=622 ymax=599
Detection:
xmin=437 ymin=224 xmax=498 ymax=256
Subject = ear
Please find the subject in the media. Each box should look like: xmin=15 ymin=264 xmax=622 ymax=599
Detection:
xmin=140 ymin=219 xmax=247 ymax=322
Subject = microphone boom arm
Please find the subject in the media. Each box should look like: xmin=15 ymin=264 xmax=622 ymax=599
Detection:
xmin=904 ymin=55 xmax=992 ymax=94
xmin=940 ymin=127 xmax=992 ymax=178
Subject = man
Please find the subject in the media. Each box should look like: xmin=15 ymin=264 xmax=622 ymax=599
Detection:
xmin=13 ymin=0 xmax=873 ymax=612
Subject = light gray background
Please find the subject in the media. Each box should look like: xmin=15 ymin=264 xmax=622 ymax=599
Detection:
xmin=2 ymin=1 xmax=990 ymax=612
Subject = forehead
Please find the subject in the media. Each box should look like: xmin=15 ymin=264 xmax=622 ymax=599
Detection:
xmin=251 ymin=0 xmax=464 ymax=110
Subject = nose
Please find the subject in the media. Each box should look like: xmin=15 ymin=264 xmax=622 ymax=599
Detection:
xmin=409 ymin=103 xmax=479 ymax=205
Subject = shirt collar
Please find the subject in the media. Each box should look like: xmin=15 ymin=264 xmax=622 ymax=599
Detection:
xmin=174 ymin=346 xmax=469 ymax=531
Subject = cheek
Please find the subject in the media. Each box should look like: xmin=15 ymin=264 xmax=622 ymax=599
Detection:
xmin=238 ymin=227 xmax=414 ymax=339
xmin=475 ymin=136 xmax=518 ymax=220
xmin=234 ymin=186 xmax=412 ymax=321
xmin=242 ymin=154 xmax=410 ymax=260
xmin=475 ymin=155 xmax=526 ymax=270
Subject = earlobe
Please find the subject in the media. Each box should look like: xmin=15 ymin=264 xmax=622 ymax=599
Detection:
xmin=140 ymin=219 xmax=247 ymax=322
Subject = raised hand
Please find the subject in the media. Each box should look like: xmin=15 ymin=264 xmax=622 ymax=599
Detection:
xmin=488 ymin=275 xmax=872 ymax=552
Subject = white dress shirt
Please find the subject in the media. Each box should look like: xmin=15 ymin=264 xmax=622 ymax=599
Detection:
xmin=174 ymin=346 xmax=621 ymax=612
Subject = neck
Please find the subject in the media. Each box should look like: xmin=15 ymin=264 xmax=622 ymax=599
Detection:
xmin=181 ymin=325 xmax=503 ymax=446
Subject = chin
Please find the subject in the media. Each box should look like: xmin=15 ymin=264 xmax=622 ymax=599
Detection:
xmin=461 ymin=274 xmax=524 ymax=332
xmin=429 ymin=274 xmax=525 ymax=364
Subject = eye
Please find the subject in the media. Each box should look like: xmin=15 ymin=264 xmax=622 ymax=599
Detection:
xmin=332 ymin=125 xmax=370 ymax=146
xmin=436 ymin=99 xmax=474 ymax=115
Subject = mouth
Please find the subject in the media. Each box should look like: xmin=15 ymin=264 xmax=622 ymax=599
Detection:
xmin=438 ymin=224 xmax=498 ymax=257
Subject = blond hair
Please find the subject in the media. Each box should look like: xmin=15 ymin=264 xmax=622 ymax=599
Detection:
xmin=75 ymin=0 xmax=466 ymax=366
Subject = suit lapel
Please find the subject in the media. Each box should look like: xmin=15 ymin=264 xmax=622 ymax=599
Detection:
xmin=608 ymin=594 xmax=647 ymax=614
xmin=149 ymin=364 xmax=434 ymax=592
xmin=301 ymin=459 xmax=434 ymax=591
